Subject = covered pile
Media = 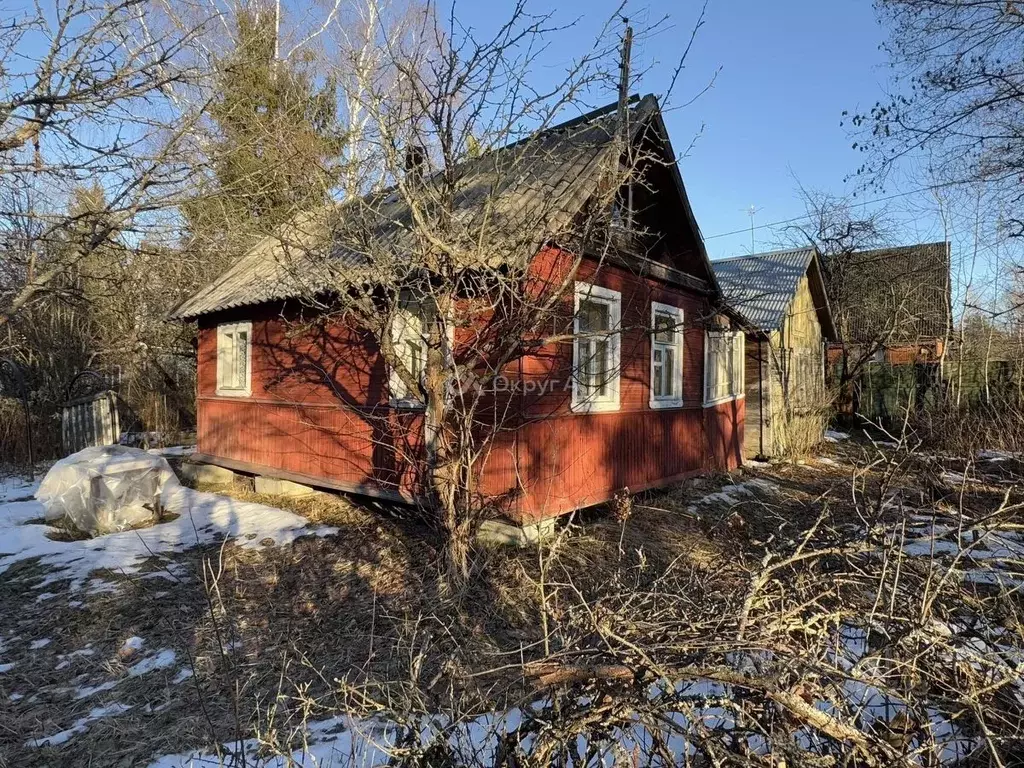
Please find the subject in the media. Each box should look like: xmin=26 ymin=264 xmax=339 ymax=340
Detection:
xmin=36 ymin=446 xmax=180 ymax=535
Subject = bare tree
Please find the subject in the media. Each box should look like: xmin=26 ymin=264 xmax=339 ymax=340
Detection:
xmin=230 ymin=1 xmax=715 ymax=586
xmin=783 ymin=188 xmax=904 ymax=414
xmin=854 ymin=1 xmax=1024 ymax=225
xmin=0 ymin=0 xmax=212 ymax=328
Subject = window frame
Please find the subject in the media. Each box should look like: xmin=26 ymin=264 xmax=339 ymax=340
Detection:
xmin=215 ymin=321 xmax=253 ymax=397
xmin=388 ymin=305 xmax=428 ymax=409
xmin=703 ymin=330 xmax=745 ymax=407
xmin=649 ymin=301 xmax=684 ymax=409
xmin=571 ymin=282 xmax=622 ymax=414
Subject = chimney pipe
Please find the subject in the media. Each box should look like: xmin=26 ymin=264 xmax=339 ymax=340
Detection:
xmin=405 ymin=145 xmax=426 ymax=183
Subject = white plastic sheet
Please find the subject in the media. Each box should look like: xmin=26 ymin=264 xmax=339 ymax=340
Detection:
xmin=36 ymin=446 xmax=181 ymax=535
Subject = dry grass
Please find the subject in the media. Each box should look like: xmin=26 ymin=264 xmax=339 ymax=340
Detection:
xmin=4 ymin=446 xmax=1022 ymax=765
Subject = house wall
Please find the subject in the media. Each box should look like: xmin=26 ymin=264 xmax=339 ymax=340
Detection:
xmin=194 ymin=249 xmax=744 ymax=521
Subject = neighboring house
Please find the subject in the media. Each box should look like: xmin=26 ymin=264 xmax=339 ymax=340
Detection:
xmin=824 ymin=242 xmax=952 ymax=419
xmin=170 ymin=96 xmax=746 ymax=525
xmin=712 ymin=248 xmax=837 ymax=459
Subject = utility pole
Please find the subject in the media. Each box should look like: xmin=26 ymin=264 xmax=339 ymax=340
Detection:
xmin=618 ymin=21 xmax=634 ymax=229
xmin=617 ymin=21 xmax=633 ymax=130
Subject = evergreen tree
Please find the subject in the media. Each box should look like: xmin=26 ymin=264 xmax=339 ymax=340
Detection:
xmin=184 ymin=10 xmax=344 ymax=269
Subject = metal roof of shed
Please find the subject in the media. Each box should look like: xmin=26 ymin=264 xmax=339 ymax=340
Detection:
xmin=711 ymin=247 xmax=822 ymax=331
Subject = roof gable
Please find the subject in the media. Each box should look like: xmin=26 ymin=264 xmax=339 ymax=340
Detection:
xmin=830 ymin=242 xmax=950 ymax=344
xmin=712 ymin=247 xmax=837 ymax=339
xmin=170 ymin=95 xmax=718 ymax=320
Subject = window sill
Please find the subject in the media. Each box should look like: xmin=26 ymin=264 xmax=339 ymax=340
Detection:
xmin=215 ymin=388 xmax=251 ymax=398
xmin=703 ymin=394 xmax=745 ymax=408
xmin=570 ymin=398 xmax=620 ymax=414
xmin=649 ymin=398 xmax=684 ymax=410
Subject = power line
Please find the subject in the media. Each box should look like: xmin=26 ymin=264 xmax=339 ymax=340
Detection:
xmin=702 ymin=184 xmax=953 ymax=241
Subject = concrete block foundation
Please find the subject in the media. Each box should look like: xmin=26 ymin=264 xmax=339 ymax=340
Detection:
xmin=180 ymin=462 xmax=236 ymax=486
xmin=254 ymin=476 xmax=318 ymax=498
xmin=476 ymin=517 xmax=556 ymax=547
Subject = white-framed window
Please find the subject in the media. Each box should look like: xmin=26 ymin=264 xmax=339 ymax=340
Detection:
xmin=389 ymin=306 xmax=427 ymax=407
xmin=216 ymin=321 xmax=252 ymax=397
xmin=703 ymin=330 xmax=745 ymax=406
xmin=650 ymin=302 xmax=684 ymax=409
xmin=571 ymin=282 xmax=621 ymax=413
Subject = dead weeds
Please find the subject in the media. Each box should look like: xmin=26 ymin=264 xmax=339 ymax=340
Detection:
xmin=4 ymin=444 xmax=1021 ymax=765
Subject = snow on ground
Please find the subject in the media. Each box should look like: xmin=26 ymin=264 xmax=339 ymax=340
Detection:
xmin=26 ymin=702 xmax=133 ymax=749
xmin=978 ymin=449 xmax=1020 ymax=462
xmin=697 ymin=479 xmax=778 ymax=508
xmin=824 ymin=430 xmax=850 ymax=443
xmin=0 ymin=484 xmax=338 ymax=591
xmin=120 ymin=636 xmax=145 ymax=656
xmin=147 ymin=711 xmax=528 ymax=768
xmin=128 ymin=649 xmax=176 ymax=677
xmin=148 ymin=446 xmax=196 ymax=458
xmin=0 ymin=475 xmax=39 ymax=503
xmin=901 ymin=514 xmax=1024 ymax=588
xmin=55 ymin=647 xmax=95 ymax=670
xmin=73 ymin=681 xmax=118 ymax=700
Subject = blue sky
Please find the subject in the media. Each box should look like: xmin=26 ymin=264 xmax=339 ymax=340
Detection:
xmin=452 ymin=0 xmax=955 ymax=261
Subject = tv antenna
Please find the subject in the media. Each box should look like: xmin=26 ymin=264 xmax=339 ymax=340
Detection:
xmin=743 ymin=205 xmax=760 ymax=253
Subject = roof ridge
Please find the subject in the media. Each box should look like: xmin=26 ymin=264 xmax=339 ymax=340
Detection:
xmin=500 ymin=94 xmax=645 ymax=151
xmin=713 ymin=245 xmax=816 ymax=263
xmin=855 ymin=241 xmax=949 ymax=255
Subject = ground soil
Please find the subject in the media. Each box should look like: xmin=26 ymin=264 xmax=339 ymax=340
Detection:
xmin=1 ymin=437 xmax=1021 ymax=766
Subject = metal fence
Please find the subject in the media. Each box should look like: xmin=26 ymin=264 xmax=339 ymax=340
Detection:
xmin=61 ymin=390 xmax=121 ymax=455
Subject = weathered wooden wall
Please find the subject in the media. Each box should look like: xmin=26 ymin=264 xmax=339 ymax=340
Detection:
xmin=771 ymin=273 xmax=826 ymax=456
xmin=741 ymin=273 xmax=827 ymax=459
xmin=743 ymin=335 xmax=769 ymax=459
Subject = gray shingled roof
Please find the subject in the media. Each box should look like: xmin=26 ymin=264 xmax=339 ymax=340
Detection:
xmin=171 ymin=95 xmax=704 ymax=320
xmin=711 ymin=247 xmax=820 ymax=332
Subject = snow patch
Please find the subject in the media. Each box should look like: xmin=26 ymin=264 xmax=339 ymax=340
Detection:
xmin=978 ymin=449 xmax=1019 ymax=462
xmin=25 ymin=702 xmax=132 ymax=748
xmin=148 ymin=446 xmax=196 ymax=458
xmin=73 ymin=681 xmax=118 ymax=700
xmin=824 ymin=430 xmax=850 ymax=443
xmin=128 ymin=649 xmax=176 ymax=677
xmin=55 ymin=647 xmax=95 ymax=670
xmin=0 ymin=475 xmax=39 ymax=503
xmin=120 ymin=636 xmax=145 ymax=656
xmin=0 ymin=485 xmax=337 ymax=592
xmin=29 ymin=638 xmax=51 ymax=650
xmin=698 ymin=479 xmax=778 ymax=507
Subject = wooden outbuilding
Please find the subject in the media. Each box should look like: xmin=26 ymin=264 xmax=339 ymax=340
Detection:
xmin=713 ymin=248 xmax=837 ymax=459
xmin=823 ymin=242 xmax=951 ymax=420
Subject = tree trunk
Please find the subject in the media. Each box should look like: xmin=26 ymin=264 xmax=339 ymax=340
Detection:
xmin=422 ymin=299 xmax=471 ymax=588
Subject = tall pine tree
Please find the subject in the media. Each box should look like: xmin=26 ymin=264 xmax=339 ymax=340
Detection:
xmin=185 ymin=10 xmax=343 ymax=270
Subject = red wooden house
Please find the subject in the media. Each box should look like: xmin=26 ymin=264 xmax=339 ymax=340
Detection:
xmin=171 ymin=96 xmax=745 ymax=528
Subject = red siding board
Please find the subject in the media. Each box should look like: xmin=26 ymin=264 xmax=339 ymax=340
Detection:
xmin=194 ymin=252 xmax=744 ymax=522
